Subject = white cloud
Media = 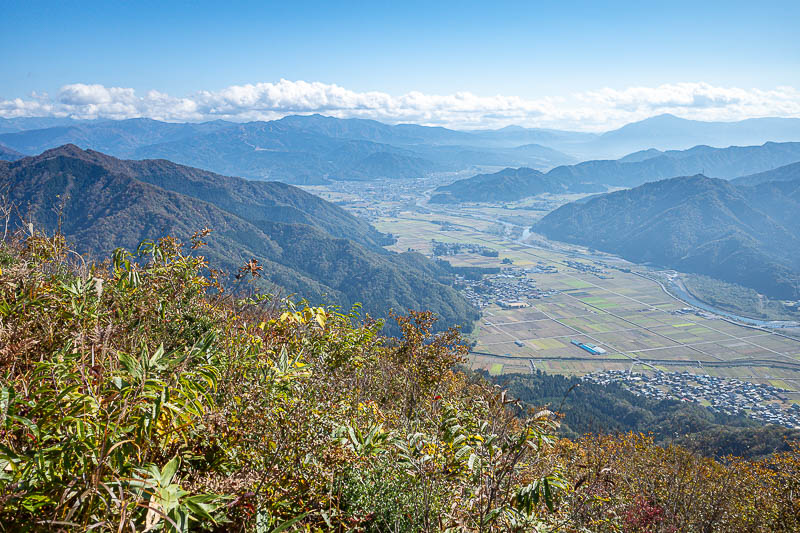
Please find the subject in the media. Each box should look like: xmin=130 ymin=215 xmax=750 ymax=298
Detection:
xmin=1 ymin=80 xmax=799 ymax=131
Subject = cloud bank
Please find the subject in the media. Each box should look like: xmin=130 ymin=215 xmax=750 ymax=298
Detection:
xmin=2 ymin=81 xmax=799 ymax=131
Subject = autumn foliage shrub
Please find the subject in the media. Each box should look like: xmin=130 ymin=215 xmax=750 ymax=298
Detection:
xmin=0 ymin=232 xmax=565 ymax=532
xmin=557 ymin=433 xmax=800 ymax=532
xmin=0 ymin=230 xmax=798 ymax=532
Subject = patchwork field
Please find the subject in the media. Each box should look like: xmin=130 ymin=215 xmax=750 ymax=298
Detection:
xmin=374 ymin=205 xmax=800 ymax=403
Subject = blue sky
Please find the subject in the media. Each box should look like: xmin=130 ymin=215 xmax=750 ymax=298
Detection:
xmin=2 ymin=0 xmax=799 ymax=129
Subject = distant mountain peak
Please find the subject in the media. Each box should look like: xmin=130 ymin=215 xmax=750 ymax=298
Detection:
xmin=496 ymin=125 xmax=528 ymax=132
xmin=648 ymin=113 xmax=681 ymax=120
xmin=39 ymin=143 xmax=89 ymax=158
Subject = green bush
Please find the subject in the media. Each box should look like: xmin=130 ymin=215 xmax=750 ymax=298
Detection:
xmin=0 ymin=232 xmax=564 ymax=532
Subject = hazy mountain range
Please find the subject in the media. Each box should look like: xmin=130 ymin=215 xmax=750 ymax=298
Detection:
xmin=533 ymin=174 xmax=800 ymax=299
xmin=0 ymin=116 xmax=576 ymax=183
xmin=582 ymin=114 xmax=800 ymax=159
xmin=0 ymin=145 xmax=479 ymax=331
xmin=732 ymin=161 xmax=800 ymax=187
xmin=2 ymin=114 xmax=799 ymax=183
xmin=5 ymin=114 xmax=800 ymax=304
xmin=430 ymin=141 xmax=800 ymax=203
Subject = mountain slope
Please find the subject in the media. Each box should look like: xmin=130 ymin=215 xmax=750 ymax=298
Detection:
xmin=275 ymin=114 xmax=431 ymax=144
xmin=469 ymin=115 xmax=800 ymax=159
xmin=0 ymin=116 xmax=88 ymax=134
xmin=131 ymin=121 xmax=438 ymax=183
xmin=429 ymin=141 xmax=800 ymax=203
xmin=618 ymin=148 xmax=664 ymax=163
xmin=533 ymin=175 xmax=800 ymax=298
xmin=0 ymin=115 xmax=578 ymax=183
xmin=0 ymin=145 xmax=478 ymax=329
xmin=546 ymin=141 xmax=800 ymax=188
xmin=467 ymin=125 xmax=598 ymax=149
xmin=430 ymin=167 xmax=603 ymax=203
xmin=588 ymin=114 xmax=800 ymax=158
xmin=0 ymin=118 xmax=234 ymax=157
xmin=0 ymin=143 xmax=24 ymax=161
xmin=4 ymin=114 xmax=798 ymax=184
xmin=732 ymin=161 xmax=800 ymax=186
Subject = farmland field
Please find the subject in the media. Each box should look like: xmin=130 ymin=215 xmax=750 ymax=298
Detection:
xmin=310 ymin=180 xmax=800 ymax=405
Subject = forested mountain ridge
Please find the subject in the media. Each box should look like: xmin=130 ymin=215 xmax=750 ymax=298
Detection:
xmin=430 ymin=166 xmax=604 ymax=203
xmin=545 ymin=141 xmax=800 ymax=188
xmin=7 ymin=114 xmax=797 ymax=186
xmin=732 ymin=161 xmax=800 ymax=186
xmin=2 ymin=234 xmax=799 ymax=531
xmin=533 ymin=174 xmax=800 ymax=299
xmin=428 ymin=141 xmax=800 ymax=203
xmin=130 ymin=121 xmax=442 ymax=183
xmin=0 ymin=143 xmax=24 ymax=161
xmin=0 ymin=145 xmax=479 ymax=330
xmin=0 ymin=118 xmax=234 ymax=157
xmin=0 ymin=115 xmax=575 ymax=183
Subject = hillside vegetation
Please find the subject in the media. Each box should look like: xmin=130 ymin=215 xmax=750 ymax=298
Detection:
xmin=733 ymin=160 xmax=800 ymax=186
xmin=534 ymin=174 xmax=800 ymax=299
xmin=681 ymin=273 xmax=800 ymax=322
xmin=430 ymin=141 xmax=800 ymax=204
xmin=0 ymin=231 xmax=798 ymax=531
xmin=0 ymin=145 xmax=478 ymax=333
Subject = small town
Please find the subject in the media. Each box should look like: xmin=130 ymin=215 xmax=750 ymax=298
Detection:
xmin=456 ymin=266 xmax=559 ymax=309
xmin=582 ymin=369 xmax=800 ymax=429
xmin=431 ymin=239 xmax=498 ymax=257
xmin=564 ymin=259 xmax=614 ymax=279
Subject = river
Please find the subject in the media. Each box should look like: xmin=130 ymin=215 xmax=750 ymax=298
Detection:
xmin=421 ymin=195 xmax=800 ymax=331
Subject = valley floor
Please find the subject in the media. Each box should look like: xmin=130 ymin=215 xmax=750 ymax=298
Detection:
xmin=303 ymin=178 xmax=800 ymax=427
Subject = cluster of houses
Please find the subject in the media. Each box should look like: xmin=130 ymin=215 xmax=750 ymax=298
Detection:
xmin=456 ymin=267 xmax=558 ymax=309
xmin=582 ymin=370 xmax=800 ymax=429
xmin=565 ymin=260 xmax=605 ymax=274
xmin=431 ymin=239 xmax=498 ymax=257
xmin=565 ymin=259 xmax=613 ymax=279
xmin=669 ymin=306 xmax=719 ymax=320
xmin=312 ymin=177 xmax=435 ymax=221
xmin=529 ymin=261 xmax=558 ymax=274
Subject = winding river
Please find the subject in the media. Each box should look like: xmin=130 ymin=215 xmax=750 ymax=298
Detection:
xmin=421 ymin=195 xmax=800 ymax=331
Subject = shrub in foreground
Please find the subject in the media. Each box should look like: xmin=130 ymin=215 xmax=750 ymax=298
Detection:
xmin=0 ymin=233 xmax=564 ymax=532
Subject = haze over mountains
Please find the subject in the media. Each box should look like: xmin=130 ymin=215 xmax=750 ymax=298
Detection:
xmin=732 ymin=161 xmax=800 ymax=187
xmin=532 ymin=141 xmax=800 ymax=188
xmin=583 ymin=114 xmax=800 ymax=159
xmin=430 ymin=141 xmax=800 ymax=203
xmin=2 ymin=114 xmax=800 ymax=183
xmin=0 ymin=145 xmax=479 ymax=330
xmin=0 ymin=115 xmax=576 ymax=183
xmin=0 ymin=143 xmax=23 ymax=162
xmin=4 ymin=113 xmax=800 ymax=305
xmin=534 ymin=174 xmax=800 ymax=299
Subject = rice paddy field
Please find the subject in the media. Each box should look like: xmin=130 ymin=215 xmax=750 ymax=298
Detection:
xmin=373 ymin=204 xmax=800 ymax=404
